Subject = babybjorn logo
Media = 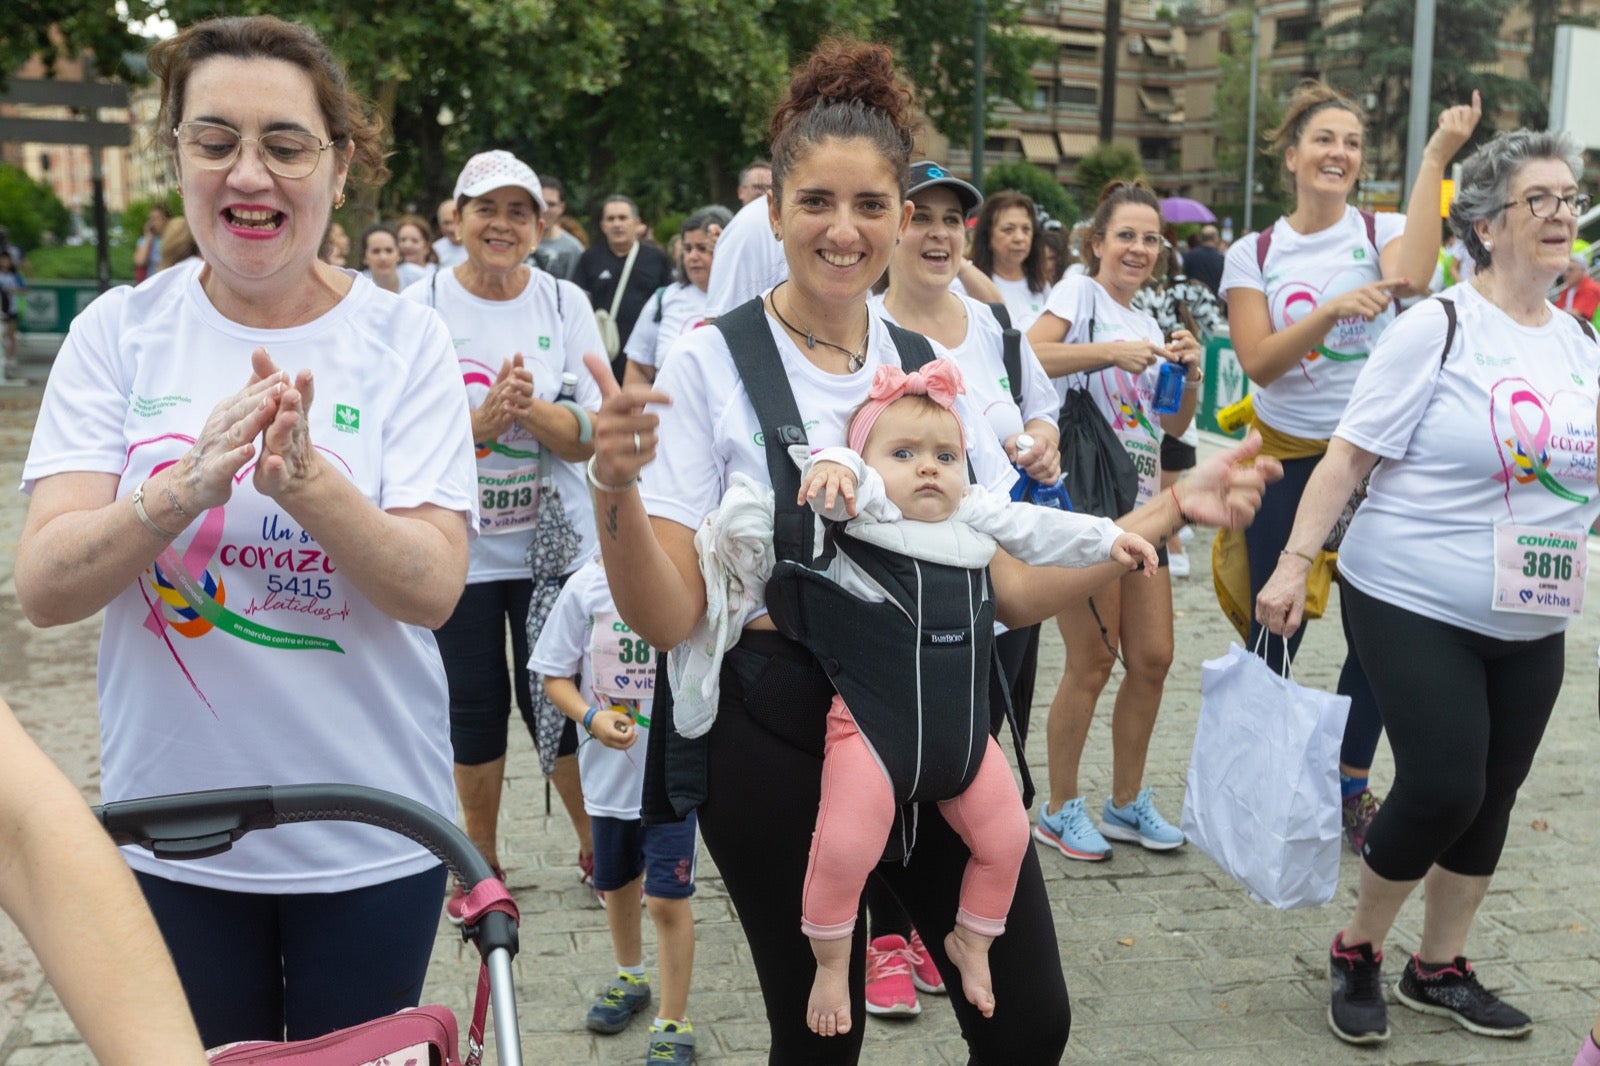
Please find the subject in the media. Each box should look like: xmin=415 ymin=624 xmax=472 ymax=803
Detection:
xmin=926 ymin=630 xmax=968 ymax=646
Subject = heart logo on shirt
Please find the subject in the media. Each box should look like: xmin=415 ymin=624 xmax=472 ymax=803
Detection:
xmin=1271 ymin=266 xmax=1387 ymax=362
xmin=1520 ymin=589 xmax=1535 ymax=604
xmin=1489 ymin=378 xmax=1596 ymax=513
xmin=615 ymin=675 xmax=630 ymax=688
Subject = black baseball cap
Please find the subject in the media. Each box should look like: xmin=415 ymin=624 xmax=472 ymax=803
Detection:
xmin=906 ymin=161 xmax=983 ymax=215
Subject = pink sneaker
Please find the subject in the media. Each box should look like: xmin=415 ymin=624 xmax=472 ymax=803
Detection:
xmin=864 ymin=934 xmax=921 ymax=1017
xmin=907 ymin=928 xmax=946 ymax=995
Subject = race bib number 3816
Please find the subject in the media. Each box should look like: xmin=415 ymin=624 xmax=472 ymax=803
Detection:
xmin=1492 ymin=524 xmax=1585 ymax=617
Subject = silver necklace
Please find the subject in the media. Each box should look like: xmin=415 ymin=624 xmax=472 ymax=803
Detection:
xmin=769 ymin=282 xmax=869 ymax=372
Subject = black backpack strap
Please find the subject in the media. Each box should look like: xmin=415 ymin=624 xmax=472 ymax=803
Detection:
xmin=988 ymin=302 xmax=1024 ymax=405
xmin=714 ymin=298 xmax=813 ymax=564
xmin=1578 ymin=315 xmax=1597 ymax=344
xmin=1434 ymin=296 xmax=1457 ymax=367
xmin=884 ymin=320 xmax=936 ymax=371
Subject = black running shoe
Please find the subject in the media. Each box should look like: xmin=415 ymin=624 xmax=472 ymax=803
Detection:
xmin=1328 ymin=933 xmax=1390 ymax=1045
xmin=1395 ymin=955 xmax=1533 ymax=1038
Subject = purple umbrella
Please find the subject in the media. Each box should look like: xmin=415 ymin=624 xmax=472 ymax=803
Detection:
xmin=1159 ymin=197 xmax=1217 ymax=223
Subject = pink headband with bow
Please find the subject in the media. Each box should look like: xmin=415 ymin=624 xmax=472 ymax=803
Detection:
xmin=847 ymin=358 xmax=967 ymax=455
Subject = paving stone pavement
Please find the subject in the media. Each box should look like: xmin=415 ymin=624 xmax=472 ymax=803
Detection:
xmin=2 ymin=341 xmax=1600 ymax=1063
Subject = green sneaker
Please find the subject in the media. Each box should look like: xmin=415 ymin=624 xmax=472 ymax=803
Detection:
xmin=586 ymin=972 xmax=652 ymax=1034
xmin=646 ymin=1019 xmax=696 ymax=1063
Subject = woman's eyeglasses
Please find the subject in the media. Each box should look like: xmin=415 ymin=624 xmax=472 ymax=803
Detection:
xmin=174 ymin=121 xmax=335 ymax=180
xmin=1499 ymin=192 xmax=1593 ymax=219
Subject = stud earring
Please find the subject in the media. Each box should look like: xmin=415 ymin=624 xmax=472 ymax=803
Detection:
xmin=1483 ymin=240 xmax=1493 ymax=251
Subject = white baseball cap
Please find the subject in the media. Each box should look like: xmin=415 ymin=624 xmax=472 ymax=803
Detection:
xmin=452 ymin=150 xmax=548 ymax=213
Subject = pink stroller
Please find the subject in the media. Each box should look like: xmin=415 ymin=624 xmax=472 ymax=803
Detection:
xmin=95 ymin=783 xmax=523 ymax=1066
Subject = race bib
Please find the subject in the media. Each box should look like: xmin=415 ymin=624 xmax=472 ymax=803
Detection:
xmin=1492 ymin=524 xmax=1585 ymax=617
xmin=590 ymin=610 xmax=657 ymax=701
xmin=477 ymin=463 xmax=539 ymax=534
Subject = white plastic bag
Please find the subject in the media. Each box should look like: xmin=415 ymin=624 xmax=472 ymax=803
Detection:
xmin=1180 ymin=639 xmax=1351 ymax=910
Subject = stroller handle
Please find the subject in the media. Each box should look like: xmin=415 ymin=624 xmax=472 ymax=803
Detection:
xmin=93 ymin=783 xmax=518 ymax=959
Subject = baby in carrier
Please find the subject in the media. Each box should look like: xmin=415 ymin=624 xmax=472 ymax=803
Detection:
xmin=789 ymin=359 xmax=1158 ymax=1035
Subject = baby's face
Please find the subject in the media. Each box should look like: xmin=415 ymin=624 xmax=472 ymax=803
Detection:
xmin=860 ymin=400 xmax=966 ymax=522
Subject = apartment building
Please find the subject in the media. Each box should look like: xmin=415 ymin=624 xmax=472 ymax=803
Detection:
xmin=942 ymin=0 xmax=1597 ymax=215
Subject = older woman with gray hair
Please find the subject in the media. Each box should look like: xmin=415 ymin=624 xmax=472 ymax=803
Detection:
xmin=1257 ymin=128 xmax=1598 ymax=1048
xmin=621 ymin=204 xmax=732 ymax=386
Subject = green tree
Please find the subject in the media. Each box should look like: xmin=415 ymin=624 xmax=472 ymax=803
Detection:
xmin=982 ymin=161 xmax=1077 ymax=227
xmin=1517 ymin=0 xmax=1599 ymax=129
xmin=0 ymin=165 xmax=72 ymax=252
xmin=1212 ymin=6 xmax=1283 ymax=207
xmin=1316 ymin=0 xmax=1538 ymax=183
xmin=0 ymin=0 xmax=151 ymax=89
xmin=1074 ymin=143 xmax=1144 ymax=199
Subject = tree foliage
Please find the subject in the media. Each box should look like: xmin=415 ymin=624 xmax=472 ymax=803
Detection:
xmin=1516 ymin=0 xmax=1599 ymax=129
xmin=982 ymin=161 xmax=1077 ymax=227
xmin=0 ymin=0 xmax=150 ymax=90
xmin=0 ymin=165 xmax=72 ymax=252
xmin=1075 ymin=143 xmax=1145 ymax=199
xmin=1316 ymin=0 xmax=1538 ymax=182
xmin=75 ymin=0 xmax=1049 ymax=230
xmin=1212 ymin=7 xmax=1283 ymax=207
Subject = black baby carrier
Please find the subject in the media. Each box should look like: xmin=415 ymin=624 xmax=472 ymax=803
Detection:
xmin=710 ymin=299 xmax=1033 ymax=858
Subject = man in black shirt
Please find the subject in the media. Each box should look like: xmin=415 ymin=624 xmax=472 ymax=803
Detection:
xmin=1183 ymin=225 xmax=1226 ymax=297
xmin=573 ymin=195 xmax=673 ymax=382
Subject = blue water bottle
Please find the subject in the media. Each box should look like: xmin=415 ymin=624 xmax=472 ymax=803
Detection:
xmin=1152 ymin=361 xmax=1186 ymax=415
xmin=1009 ymin=434 xmax=1073 ymax=510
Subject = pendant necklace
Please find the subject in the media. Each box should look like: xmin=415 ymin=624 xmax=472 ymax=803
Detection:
xmin=769 ymin=281 xmax=869 ymax=373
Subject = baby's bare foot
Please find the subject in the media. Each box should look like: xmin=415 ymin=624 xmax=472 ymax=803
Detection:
xmin=807 ymin=938 xmax=853 ymax=1036
xmin=945 ymin=926 xmax=996 ymax=1018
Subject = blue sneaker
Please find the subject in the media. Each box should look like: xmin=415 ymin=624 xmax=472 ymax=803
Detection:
xmin=1100 ymin=788 xmax=1185 ymax=851
xmin=586 ymin=972 xmax=652 ymax=1034
xmin=1033 ymin=797 xmax=1111 ymax=861
xmin=645 ymin=1019 xmax=697 ymax=1063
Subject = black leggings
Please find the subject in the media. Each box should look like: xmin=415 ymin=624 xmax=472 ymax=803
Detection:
xmin=137 ymin=864 xmax=446 ymax=1046
xmin=434 ymin=578 xmax=535 ymax=765
xmin=1343 ymin=583 xmax=1565 ymax=882
xmin=702 ymin=632 xmax=1070 ymax=1065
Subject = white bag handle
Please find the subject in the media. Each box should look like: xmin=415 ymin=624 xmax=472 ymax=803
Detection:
xmin=1250 ymin=627 xmax=1295 ymax=680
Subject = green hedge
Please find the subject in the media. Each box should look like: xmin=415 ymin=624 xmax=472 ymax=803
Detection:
xmin=24 ymin=243 xmax=136 ymax=281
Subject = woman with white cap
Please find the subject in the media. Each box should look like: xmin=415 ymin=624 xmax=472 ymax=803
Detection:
xmin=402 ymin=149 xmax=606 ymax=914
xmin=15 ymin=15 xmax=477 ymax=1044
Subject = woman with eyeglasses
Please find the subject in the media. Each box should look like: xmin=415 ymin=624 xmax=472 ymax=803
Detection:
xmin=14 ymin=15 xmax=477 ymax=1046
xmin=1220 ymin=81 xmax=1480 ymax=862
xmin=1258 ymin=129 xmax=1599 ymax=1048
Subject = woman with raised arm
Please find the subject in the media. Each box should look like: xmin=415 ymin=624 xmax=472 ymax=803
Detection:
xmin=1221 ymin=82 xmax=1480 ymax=855
xmin=581 ymin=40 xmax=1278 ymax=1065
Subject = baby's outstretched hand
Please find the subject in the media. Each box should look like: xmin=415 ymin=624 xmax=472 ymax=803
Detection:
xmin=800 ymin=460 xmax=858 ymax=518
xmin=1111 ymin=532 xmax=1160 ymax=575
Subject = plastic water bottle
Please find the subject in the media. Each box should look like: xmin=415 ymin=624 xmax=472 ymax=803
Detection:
xmin=558 ymin=371 xmax=579 ymax=402
xmin=1009 ymin=434 xmax=1073 ymax=510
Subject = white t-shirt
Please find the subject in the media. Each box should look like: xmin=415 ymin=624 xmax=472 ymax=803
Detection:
xmin=1337 ymin=284 xmax=1600 ymax=639
xmin=871 ymin=293 xmax=1059 ymax=443
xmin=528 ymin=560 xmax=653 ymax=819
xmin=1219 ymin=206 xmax=1407 ymax=439
xmin=643 ymin=301 xmax=1016 ymax=620
xmin=397 ymin=261 xmax=434 ymax=289
xmin=624 ymin=283 xmax=710 ymax=371
xmin=22 ymin=268 xmax=477 ymax=893
xmin=991 ymin=274 xmax=1052 ymax=332
xmin=704 ymin=196 xmax=787 ymax=317
xmin=432 ymin=237 xmax=468 ymax=268
xmin=402 ymin=268 xmax=604 ymax=583
xmin=1043 ymin=273 xmax=1167 ymax=505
